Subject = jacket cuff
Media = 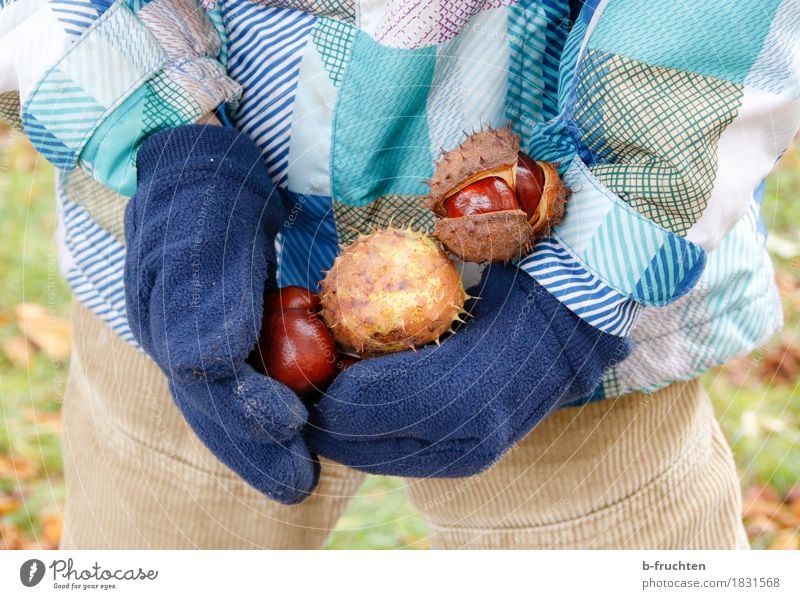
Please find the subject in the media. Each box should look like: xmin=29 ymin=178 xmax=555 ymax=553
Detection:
xmin=517 ymin=156 xmax=707 ymax=337
xmin=20 ymin=0 xmax=241 ymax=197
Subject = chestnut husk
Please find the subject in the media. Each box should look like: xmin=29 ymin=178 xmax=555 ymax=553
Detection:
xmin=319 ymin=227 xmax=467 ymax=355
xmin=426 ymin=125 xmax=568 ymax=263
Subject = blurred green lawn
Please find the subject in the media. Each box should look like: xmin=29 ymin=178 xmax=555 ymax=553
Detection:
xmin=0 ymin=128 xmax=798 ymax=550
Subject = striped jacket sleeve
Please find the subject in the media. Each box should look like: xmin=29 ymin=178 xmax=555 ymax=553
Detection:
xmin=0 ymin=0 xmax=240 ymax=196
xmin=519 ymin=0 xmax=800 ymax=338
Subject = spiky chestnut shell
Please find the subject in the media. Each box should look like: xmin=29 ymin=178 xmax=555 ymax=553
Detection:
xmin=426 ymin=126 xmax=568 ymax=263
xmin=427 ymin=124 xmax=519 ymax=205
xmin=434 ymin=209 xmax=534 ymax=264
xmin=319 ymin=227 xmax=467 ymax=356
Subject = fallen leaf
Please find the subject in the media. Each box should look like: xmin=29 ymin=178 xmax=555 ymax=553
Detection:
xmin=769 ymin=506 xmax=800 ymax=529
xmin=0 ymin=494 xmax=20 ymax=515
xmin=743 ymin=485 xmax=782 ymax=519
xmin=785 ymin=484 xmax=800 ymax=504
xmin=41 ymin=513 xmax=63 ymax=547
xmin=14 ymin=303 xmax=71 ymax=362
xmin=768 ymin=530 xmax=800 ymax=550
xmin=719 ymin=356 xmax=758 ymax=388
xmin=743 ymin=499 xmax=786 ymax=523
xmin=22 ymin=408 xmax=62 ymax=432
xmin=745 ymin=514 xmax=778 ymax=540
xmin=775 ymin=272 xmax=797 ymax=297
xmin=2 ymin=335 xmax=36 ymax=369
xmin=0 ymin=456 xmax=35 ymax=480
xmin=758 ymin=339 xmax=800 ymax=386
xmin=0 ymin=523 xmax=23 ymax=550
xmin=744 ymin=485 xmax=781 ymax=503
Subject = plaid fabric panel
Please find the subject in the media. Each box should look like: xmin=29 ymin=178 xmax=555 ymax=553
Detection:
xmin=254 ymin=0 xmax=355 ymax=23
xmin=333 ymin=195 xmax=435 ymax=246
xmin=0 ymin=91 xmax=22 ymax=130
xmin=143 ymin=71 xmax=202 ymax=134
xmin=574 ymin=49 xmax=743 ymax=236
xmin=61 ymin=167 xmax=127 ymax=244
xmin=312 ymin=17 xmax=355 ymax=87
xmin=587 ymin=0 xmax=783 ymax=86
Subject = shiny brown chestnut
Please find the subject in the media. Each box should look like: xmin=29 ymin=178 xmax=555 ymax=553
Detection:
xmin=248 ymin=286 xmax=338 ymax=401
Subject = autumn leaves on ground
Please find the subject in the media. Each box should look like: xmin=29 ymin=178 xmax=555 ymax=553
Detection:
xmin=1 ymin=126 xmax=798 ymax=550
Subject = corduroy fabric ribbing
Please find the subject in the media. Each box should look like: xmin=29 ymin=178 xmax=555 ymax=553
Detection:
xmin=60 ymin=301 xmax=747 ymax=549
xmin=60 ymin=301 xmax=363 ymax=549
xmin=405 ymin=379 xmax=749 ymax=549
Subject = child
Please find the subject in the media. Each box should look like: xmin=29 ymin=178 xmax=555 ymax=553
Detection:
xmin=1 ymin=0 xmax=798 ymax=548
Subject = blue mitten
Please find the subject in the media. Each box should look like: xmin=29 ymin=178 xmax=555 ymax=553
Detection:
xmin=308 ymin=263 xmax=631 ymax=477
xmin=124 ymin=125 xmax=318 ymax=504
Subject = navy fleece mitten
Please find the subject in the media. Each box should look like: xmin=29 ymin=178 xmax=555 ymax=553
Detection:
xmin=124 ymin=125 xmax=317 ymax=504
xmin=308 ymin=264 xmax=631 ymax=478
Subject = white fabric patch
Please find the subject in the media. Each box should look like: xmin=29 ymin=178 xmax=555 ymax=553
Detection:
xmin=426 ymin=8 xmax=509 ymax=160
xmin=687 ymin=85 xmax=800 ymax=251
xmin=7 ymin=5 xmax=70 ymax=101
xmin=286 ymin=41 xmax=337 ymax=196
xmin=359 ymin=0 xmax=511 ymax=49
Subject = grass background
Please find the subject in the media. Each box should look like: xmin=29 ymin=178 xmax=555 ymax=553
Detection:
xmin=0 ymin=127 xmax=797 ymax=550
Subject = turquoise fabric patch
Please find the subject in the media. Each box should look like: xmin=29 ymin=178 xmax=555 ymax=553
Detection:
xmin=22 ymin=0 xmax=164 ymax=172
xmin=80 ymin=86 xmax=148 ymax=197
xmin=588 ymin=0 xmax=782 ymax=84
xmin=332 ymin=31 xmax=435 ymax=206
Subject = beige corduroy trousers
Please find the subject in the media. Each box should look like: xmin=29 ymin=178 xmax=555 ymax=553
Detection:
xmin=59 ymin=301 xmax=749 ymax=549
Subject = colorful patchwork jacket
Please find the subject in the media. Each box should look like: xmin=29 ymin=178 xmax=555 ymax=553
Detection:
xmin=1 ymin=0 xmax=798 ymax=399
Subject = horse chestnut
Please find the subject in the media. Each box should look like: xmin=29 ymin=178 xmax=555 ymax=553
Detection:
xmin=319 ymin=227 xmax=467 ymax=355
xmin=426 ymin=126 xmax=568 ymax=263
xmin=444 ymin=177 xmax=519 ymax=218
xmin=248 ymin=286 xmax=338 ymax=401
xmin=515 ymin=151 xmax=545 ymax=217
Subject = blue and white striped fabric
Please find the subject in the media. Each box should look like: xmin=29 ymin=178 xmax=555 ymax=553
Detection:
xmin=519 ymin=237 xmax=642 ymax=337
xmin=49 ymin=0 xmax=116 ymax=39
xmin=59 ymin=192 xmax=136 ymax=344
xmin=221 ymin=0 xmax=315 ymax=187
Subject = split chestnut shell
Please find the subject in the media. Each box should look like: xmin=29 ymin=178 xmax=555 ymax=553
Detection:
xmin=426 ymin=125 xmax=568 ymax=263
